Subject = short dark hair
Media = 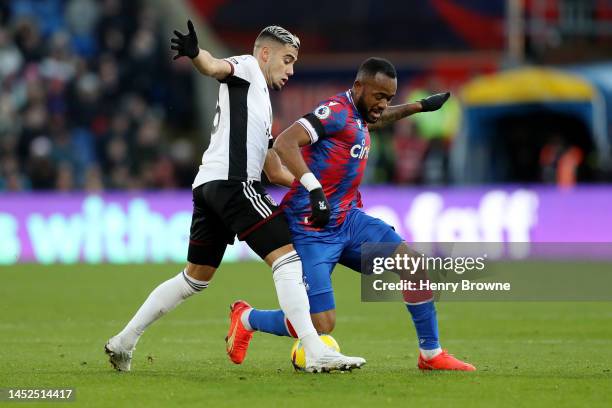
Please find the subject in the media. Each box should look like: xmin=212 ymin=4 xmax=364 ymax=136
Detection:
xmin=255 ymin=26 xmax=300 ymax=49
xmin=356 ymin=57 xmax=396 ymax=80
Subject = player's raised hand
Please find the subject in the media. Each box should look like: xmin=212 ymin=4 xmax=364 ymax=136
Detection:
xmin=419 ymin=92 xmax=450 ymax=112
xmin=171 ymin=20 xmax=199 ymax=60
xmin=308 ymin=188 xmax=331 ymax=228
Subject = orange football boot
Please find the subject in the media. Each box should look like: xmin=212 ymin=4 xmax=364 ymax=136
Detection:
xmin=418 ymin=350 xmax=476 ymax=371
xmin=225 ymin=300 xmax=254 ymax=364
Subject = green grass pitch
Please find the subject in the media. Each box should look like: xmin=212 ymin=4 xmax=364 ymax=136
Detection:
xmin=1 ymin=262 xmax=611 ymax=407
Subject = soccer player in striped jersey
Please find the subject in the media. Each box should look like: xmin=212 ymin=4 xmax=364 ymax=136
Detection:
xmin=228 ymin=57 xmax=475 ymax=371
xmin=105 ymin=21 xmax=365 ymax=373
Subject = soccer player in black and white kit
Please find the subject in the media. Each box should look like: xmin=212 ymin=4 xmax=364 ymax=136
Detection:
xmin=104 ymin=21 xmax=365 ymax=373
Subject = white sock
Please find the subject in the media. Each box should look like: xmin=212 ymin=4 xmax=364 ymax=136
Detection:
xmin=114 ymin=270 xmax=208 ymax=350
xmin=241 ymin=308 xmax=253 ymax=331
xmin=271 ymin=251 xmax=327 ymax=358
xmin=301 ymin=332 xmax=328 ymax=358
xmin=420 ymin=347 xmax=443 ymax=360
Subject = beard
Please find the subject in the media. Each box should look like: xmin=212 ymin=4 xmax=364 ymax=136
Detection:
xmin=355 ymin=95 xmax=377 ymax=123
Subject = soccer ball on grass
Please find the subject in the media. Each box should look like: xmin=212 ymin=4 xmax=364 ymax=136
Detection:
xmin=290 ymin=334 xmax=340 ymax=371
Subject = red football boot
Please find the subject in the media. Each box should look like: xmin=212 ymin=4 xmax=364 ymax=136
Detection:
xmin=418 ymin=350 xmax=476 ymax=371
xmin=225 ymin=300 xmax=254 ymax=364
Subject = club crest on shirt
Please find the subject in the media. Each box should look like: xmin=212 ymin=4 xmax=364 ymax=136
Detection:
xmin=314 ymin=105 xmax=331 ymax=120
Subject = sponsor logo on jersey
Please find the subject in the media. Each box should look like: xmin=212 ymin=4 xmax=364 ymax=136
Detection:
xmin=350 ymin=138 xmax=370 ymax=159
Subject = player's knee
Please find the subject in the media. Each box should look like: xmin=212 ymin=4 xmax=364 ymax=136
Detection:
xmin=185 ymin=263 xmax=216 ymax=282
xmin=315 ymin=320 xmax=335 ymax=334
xmin=311 ymin=311 xmax=336 ymax=334
xmin=263 ymin=243 xmax=295 ymax=267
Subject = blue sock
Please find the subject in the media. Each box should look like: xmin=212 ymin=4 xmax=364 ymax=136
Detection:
xmin=248 ymin=309 xmax=293 ymax=337
xmin=406 ymin=301 xmax=440 ymax=350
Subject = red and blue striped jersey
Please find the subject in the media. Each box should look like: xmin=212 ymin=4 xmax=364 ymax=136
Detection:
xmin=281 ymin=90 xmax=370 ymax=230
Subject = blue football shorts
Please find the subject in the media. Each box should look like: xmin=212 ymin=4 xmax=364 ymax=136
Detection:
xmin=289 ymin=207 xmax=403 ymax=313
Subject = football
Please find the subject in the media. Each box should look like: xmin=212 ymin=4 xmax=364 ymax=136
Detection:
xmin=290 ymin=334 xmax=340 ymax=371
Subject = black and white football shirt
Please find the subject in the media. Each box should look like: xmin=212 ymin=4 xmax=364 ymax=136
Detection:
xmin=193 ymin=55 xmax=273 ymax=188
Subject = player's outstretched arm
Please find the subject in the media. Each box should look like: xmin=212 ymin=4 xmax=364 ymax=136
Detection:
xmin=274 ymin=123 xmax=330 ymax=227
xmin=263 ymin=149 xmax=295 ymax=188
xmin=368 ymin=92 xmax=450 ymax=131
xmin=170 ymin=20 xmax=231 ymax=81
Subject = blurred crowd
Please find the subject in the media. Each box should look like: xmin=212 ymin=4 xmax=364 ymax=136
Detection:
xmin=273 ymin=83 xmax=462 ymax=186
xmin=1 ymin=1 xmax=605 ymax=192
xmin=0 ymin=0 xmax=197 ymax=192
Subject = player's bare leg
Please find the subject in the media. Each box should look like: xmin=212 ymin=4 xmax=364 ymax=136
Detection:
xmin=105 ymin=262 xmax=215 ymax=371
xmin=310 ymin=310 xmax=336 ymax=334
xmin=185 ymin=263 xmax=217 ymax=281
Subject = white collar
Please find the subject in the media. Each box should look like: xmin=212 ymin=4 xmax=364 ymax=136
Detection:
xmin=346 ymin=89 xmax=359 ymax=112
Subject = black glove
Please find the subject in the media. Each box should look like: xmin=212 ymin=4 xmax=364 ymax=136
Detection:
xmin=420 ymin=92 xmax=450 ymax=112
xmin=171 ymin=20 xmax=199 ymax=60
xmin=308 ymin=188 xmax=331 ymax=228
